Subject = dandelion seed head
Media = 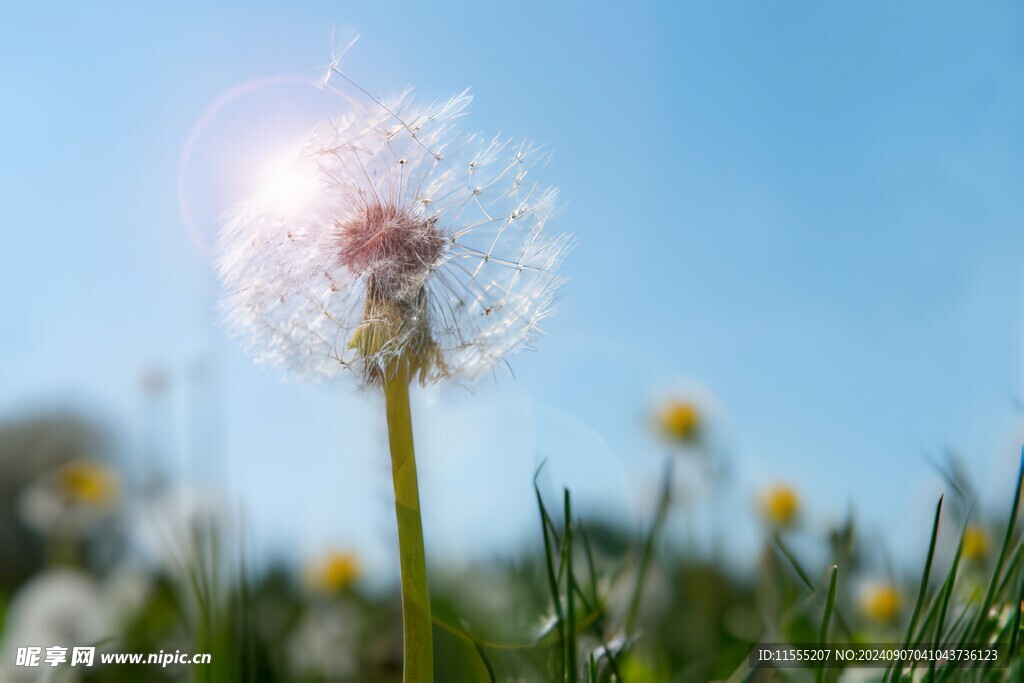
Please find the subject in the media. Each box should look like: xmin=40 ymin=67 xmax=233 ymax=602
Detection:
xmin=334 ymin=201 xmax=447 ymax=302
xmin=216 ymin=77 xmax=568 ymax=385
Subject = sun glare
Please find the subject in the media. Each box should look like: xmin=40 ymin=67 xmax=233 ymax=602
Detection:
xmin=251 ymin=146 xmax=320 ymax=214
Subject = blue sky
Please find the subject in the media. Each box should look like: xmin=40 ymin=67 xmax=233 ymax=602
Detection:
xmin=3 ymin=1 xmax=1024 ymax=580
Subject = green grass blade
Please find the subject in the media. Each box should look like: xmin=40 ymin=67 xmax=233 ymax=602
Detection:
xmin=888 ymin=495 xmax=943 ymax=683
xmin=774 ymin=532 xmax=816 ymax=593
xmin=970 ymin=449 xmax=1024 ymax=641
xmin=471 ymin=641 xmax=496 ymax=683
xmin=819 ymin=564 xmax=838 ymax=644
xmin=832 ymin=605 xmax=855 ymax=641
xmin=578 ymin=520 xmax=599 ymax=606
xmin=926 ymin=522 xmax=967 ymax=682
xmin=926 ymin=452 xmax=971 ymax=504
xmin=816 ymin=565 xmax=838 ymax=683
xmin=993 ymin=537 xmax=1024 ymax=599
xmin=937 ymin=451 xmax=1024 ymax=682
xmin=563 ymin=489 xmax=578 ymax=683
xmin=625 ymin=456 xmax=673 ymax=636
xmin=573 ymin=519 xmax=623 ymax=681
xmin=1010 ymin=576 xmax=1024 ymax=657
xmin=533 ymin=477 xmax=567 ymax=680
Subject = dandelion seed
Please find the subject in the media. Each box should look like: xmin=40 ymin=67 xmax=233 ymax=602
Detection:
xmin=758 ymin=484 xmax=800 ymax=528
xmin=217 ymin=86 xmax=568 ymax=386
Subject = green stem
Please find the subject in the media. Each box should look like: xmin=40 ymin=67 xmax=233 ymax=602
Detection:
xmin=625 ymin=456 xmax=673 ymax=635
xmin=383 ymin=360 xmax=434 ymax=683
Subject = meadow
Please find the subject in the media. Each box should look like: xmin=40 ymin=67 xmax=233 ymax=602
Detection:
xmin=0 ymin=401 xmax=1020 ymax=682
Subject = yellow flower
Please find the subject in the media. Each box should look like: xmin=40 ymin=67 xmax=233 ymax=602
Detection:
xmin=962 ymin=525 xmax=990 ymax=562
xmin=306 ymin=551 xmax=360 ymax=595
xmin=860 ymin=583 xmax=901 ymax=624
xmin=759 ymin=484 xmax=800 ymax=527
xmin=57 ymin=460 xmax=119 ymax=506
xmin=657 ymin=399 xmax=701 ymax=444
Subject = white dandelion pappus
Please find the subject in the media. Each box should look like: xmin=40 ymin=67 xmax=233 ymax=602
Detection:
xmin=216 ymin=78 xmax=569 ymax=385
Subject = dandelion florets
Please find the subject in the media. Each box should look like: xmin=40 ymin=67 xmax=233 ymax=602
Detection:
xmin=962 ymin=525 xmax=991 ymax=562
xmin=758 ymin=484 xmax=800 ymax=528
xmin=217 ymin=82 xmax=568 ymax=385
xmin=859 ymin=582 xmax=902 ymax=624
xmin=657 ymin=399 xmax=701 ymax=444
xmin=305 ymin=550 xmax=360 ymax=595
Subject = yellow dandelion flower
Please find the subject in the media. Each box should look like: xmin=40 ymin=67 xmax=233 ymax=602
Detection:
xmin=962 ymin=525 xmax=990 ymax=562
xmin=57 ymin=460 xmax=119 ymax=507
xmin=860 ymin=583 xmax=902 ymax=624
xmin=658 ymin=399 xmax=701 ymax=444
xmin=306 ymin=551 xmax=360 ymax=595
xmin=759 ymin=484 xmax=800 ymax=527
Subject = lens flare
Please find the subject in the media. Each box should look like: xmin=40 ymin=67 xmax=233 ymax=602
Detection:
xmin=250 ymin=146 xmax=320 ymax=215
xmin=178 ymin=75 xmax=339 ymax=255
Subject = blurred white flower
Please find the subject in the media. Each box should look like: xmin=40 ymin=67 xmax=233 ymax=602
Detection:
xmin=18 ymin=460 xmax=119 ymax=538
xmin=132 ymin=488 xmax=228 ymax=571
xmin=2 ymin=569 xmax=110 ymax=660
xmin=104 ymin=568 xmax=152 ymax=624
xmin=217 ymin=73 xmax=568 ymax=385
xmin=606 ymin=562 xmax=673 ymax=630
xmin=287 ymin=603 xmax=360 ymax=679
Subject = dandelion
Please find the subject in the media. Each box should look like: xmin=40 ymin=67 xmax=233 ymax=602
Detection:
xmin=217 ymin=94 xmax=567 ymax=387
xmin=656 ymin=399 xmax=701 ymax=445
xmin=859 ymin=582 xmax=901 ymax=624
xmin=19 ymin=459 xmax=119 ymax=540
xmin=306 ymin=550 xmax=360 ymax=595
xmin=216 ymin=59 xmax=568 ymax=682
xmin=758 ymin=484 xmax=800 ymax=528
xmin=57 ymin=460 xmax=119 ymax=505
xmin=962 ymin=524 xmax=991 ymax=562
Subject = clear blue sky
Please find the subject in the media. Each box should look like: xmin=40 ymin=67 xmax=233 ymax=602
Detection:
xmin=3 ymin=1 xmax=1024 ymax=580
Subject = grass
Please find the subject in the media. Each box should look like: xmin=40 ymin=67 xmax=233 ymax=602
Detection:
xmin=3 ymin=437 xmax=1024 ymax=681
xmin=192 ymin=452 xmax=1024 ymax=681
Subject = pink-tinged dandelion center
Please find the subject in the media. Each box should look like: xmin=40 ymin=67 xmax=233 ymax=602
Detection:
xmin=335 ymin=202 xmax=447 ymax=300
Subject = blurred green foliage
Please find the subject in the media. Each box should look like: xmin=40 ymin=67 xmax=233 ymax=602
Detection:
xmin=0 ymin=411 xmax=1021 ymax=681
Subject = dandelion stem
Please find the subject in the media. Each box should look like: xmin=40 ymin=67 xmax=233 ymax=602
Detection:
xmin=383 ymin=359 xmax=434 ymax=683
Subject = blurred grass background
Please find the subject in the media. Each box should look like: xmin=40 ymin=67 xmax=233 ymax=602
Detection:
xmin=0 ymin=404 xmax=1021 ymax=681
